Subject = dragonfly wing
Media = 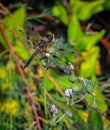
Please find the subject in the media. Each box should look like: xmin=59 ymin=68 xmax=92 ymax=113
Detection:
xmin=22 ymin=47 xmax=39 ymax=70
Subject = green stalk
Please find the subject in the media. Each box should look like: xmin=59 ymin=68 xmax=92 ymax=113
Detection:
xmin=44 ymin=70 xmax=47 ymax=118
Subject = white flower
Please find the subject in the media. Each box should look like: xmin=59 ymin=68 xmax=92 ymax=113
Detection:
xmin=64 ymin=88 xmax=73 ymax=98
xmin=50 ymin=104 xmax=58 ymax=117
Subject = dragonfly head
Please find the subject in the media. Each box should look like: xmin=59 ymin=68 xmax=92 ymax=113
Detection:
xmin=46 ymin=34 xmax=55 ymax=42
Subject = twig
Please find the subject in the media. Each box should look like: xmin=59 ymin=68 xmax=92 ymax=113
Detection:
xmin=0 ymin=3 xmax=23 ymax=30
xmin=26 ymin=121 xmax=37 ymax=130
xmin=1 ymin=20 xmax=31 ymax=53
xmin=62 ymin=0 xmax=72 ymax=18
xmin=101 ymin=38 xmax=110 ymax=51
xmin=0 ymin=25 xmax=42 ymax=130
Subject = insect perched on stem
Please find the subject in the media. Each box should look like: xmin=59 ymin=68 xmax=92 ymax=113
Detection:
xmin=22 ymin=34 xmax=55 ymax=70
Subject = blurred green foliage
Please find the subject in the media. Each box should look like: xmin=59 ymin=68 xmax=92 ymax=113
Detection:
xmin=0 ymin=0 xmax=109 ymax=129
xmin=52 ymin=0 xmax=107 ymax=114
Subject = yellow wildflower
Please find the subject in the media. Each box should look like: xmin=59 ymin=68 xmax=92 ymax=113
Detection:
xmin=0 ymin=99 xmax=18 ymax=116
xmin=38 ymin=67 xmax=44 ymax=78
xmin=82 ymin=112 xmax=89 ymax=122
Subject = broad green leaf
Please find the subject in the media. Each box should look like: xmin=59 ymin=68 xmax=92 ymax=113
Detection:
xmin=3 ymin=7 xmax=26 ymax=30
xmin=94 ymin=79 xmax=108 ymax=113
xmin=55 ymin=76 xmax=72 ymax=89
xmin=46 ymin=74 xmax=71 ymax=91
xmin=70 ymin=0 xmax=105 ymax=20
xmin=76 ymin=30 xmax=105 ymax=51
xmin=68 ymin=14 xmax=83 ymax=44
xmin=0 ymin=8 xmax=26 ymax=48
xmin=80 ymin=47 xmax=99 ymax=78
xmin=80 ymin=78 xmax=96 ymax=94
xmin=86 ymin=78 xmax=107 ymax=113
xmin=88 ymin=108 xmax=104 ymax=130
xmin=95 ymin=89 xmax=108 ymax=113
xmin=52 ymin=5 xmax=68 ymax=25
xmin=14 ymin=40 xmax=30 ymax=60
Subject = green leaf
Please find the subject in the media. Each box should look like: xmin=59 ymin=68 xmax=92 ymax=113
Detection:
xmin=0 ymin=7 xmax=26 ymax=48
xmin=86 ymin=78 xmax=107 ymax=113
xmin=80 ymin=78 xmax=96 ymax=94
xmin=52 ymin=5 xmax=68 ymax=25
xmin=80 ymin=47 xmax=99 ymax=78
xmin=12 ymin=7 xmax=26 ymax=28
xmin=70 ymin=0 xmax=105 ymax=20
xmin=88 ymin=108 xmax=104 ymax=130
xmin=46 ymin=74 xmax=71 ymax=91
xmin=68 ymin=14 xmax=83 ymax=44
xmin=76 ymin=30 xmax=105 ymax=51
xmin=94 ymin=79 xmax=108 ymax=113
xmin=14 ymin=40 xmax=30 ymax=60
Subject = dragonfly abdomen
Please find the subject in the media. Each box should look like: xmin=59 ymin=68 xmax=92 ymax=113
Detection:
xmin=22 ymin=48 xmax=39 ymax=70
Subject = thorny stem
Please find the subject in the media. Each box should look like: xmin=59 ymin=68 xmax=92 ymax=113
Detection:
xmin=0 ymin=26 xmax=42 ymax=130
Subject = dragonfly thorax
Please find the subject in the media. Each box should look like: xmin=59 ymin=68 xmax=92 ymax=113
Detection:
xmin=23 ymin=34 xmax=55 ymax=70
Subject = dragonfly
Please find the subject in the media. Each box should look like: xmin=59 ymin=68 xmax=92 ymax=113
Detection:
xmin=22 ymin=34 xmax=55 ymax=70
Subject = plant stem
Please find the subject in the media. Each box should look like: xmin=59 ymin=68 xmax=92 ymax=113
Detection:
xmin=44 ymin=70 xmax=47 ymax=118
xmin=0 ymin=25 xmax=42 ymax=130
xmin=56 ymin=114 xmax=65 ymax=124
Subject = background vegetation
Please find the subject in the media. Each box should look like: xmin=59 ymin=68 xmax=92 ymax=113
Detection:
xmin=0 ymin=0 xmax=110 ymax=130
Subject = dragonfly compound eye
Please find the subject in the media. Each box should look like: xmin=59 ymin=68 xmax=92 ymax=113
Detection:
xmin=46 ymin=34 xmax=55 ymax=42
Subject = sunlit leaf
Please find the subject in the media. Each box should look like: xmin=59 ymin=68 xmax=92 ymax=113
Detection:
xmin=14 ymin=40 xmax=30 ymax=60
xmin=76 ymin=30 xmax=105 ymax=51
xmin=0 ymin=7 xmax=26 ymax=48
xmin=94 ymin=81 xmax=108 ymax=113
xmin=80 ymin=47 xmax=99 ymax=78
xmin=52 ymin=5 xmax=68 ymax=25
xmin=70 ymin=0 xmax=105 ymax=20
xmin=68 ymin=14 xmax=83 ymax=43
